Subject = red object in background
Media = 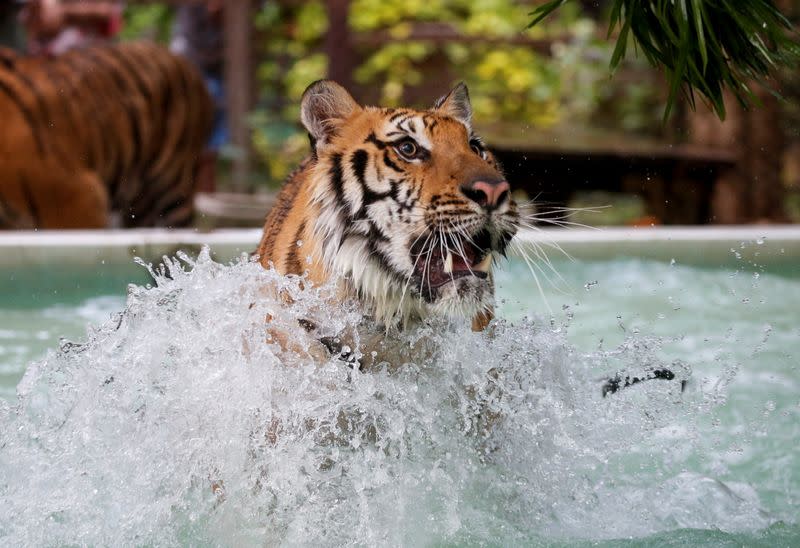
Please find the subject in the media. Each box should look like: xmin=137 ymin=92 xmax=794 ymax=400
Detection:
xmin=102 ymin=6 xmax=122 ymax=38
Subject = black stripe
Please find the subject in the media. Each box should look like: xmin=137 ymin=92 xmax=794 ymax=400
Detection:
xmin=10 ymin=67 xmax=55 ymax=154
xmin=0 ymin=77 xmax=45 ymax=154
xmin=382 ymin=151 xmax=402 ymax=172
xmin=365 ymin=132 xmax=387 ymax=149
xmin=351 ymin=149 xmax=391 ymax=218
xmin=351 ymin=149 xmax=369 ymax=187
xmin=285 ymin=220 xmax=306 ymax=274
xmin=105 ymin=45 xmax=156 ymax=107
xmin=0 ymin=49 xmax=15 ymax=69
xmin=19 ymin=175 xmax=40 ymax=227
xmin=363 ymin=231 xmax=404 ymax=289
xmin=58 ymin=54 xmax=116 ymax=177
xmin=329 ymin=153 xmax=346 ymax=204
xmin=39 ymin=62 xmax=80 ymax=143
xmin=43 ymin=58 xmax=94 ymax=166
xmin=103 ymin=44 xmax=159 ymax=169
xmin=367 ymin=222 xmax=390 ymax=243
xmin=125 ymin=48 xmax=190 ymax=219
xmin=83 ymin=49 xmax=143 ymax=171
xmin=0 ymin=199 xmax=20 ymax=228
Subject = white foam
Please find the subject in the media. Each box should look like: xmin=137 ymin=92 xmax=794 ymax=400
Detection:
xmin=0 ymin=249 xmax=772 ymax=545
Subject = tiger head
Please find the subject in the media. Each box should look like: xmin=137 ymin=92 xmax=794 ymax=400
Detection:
xmin=262 ymin=80 xmax=519 ymax=329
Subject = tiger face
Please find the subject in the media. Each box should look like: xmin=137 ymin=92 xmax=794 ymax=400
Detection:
xmin=258 ymin=81 xmax=519 ymax=325
xmin=260 ymin=80 xmax=519 ymax=328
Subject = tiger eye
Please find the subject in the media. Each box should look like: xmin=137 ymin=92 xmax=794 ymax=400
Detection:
xmin=396 ymin=140 xmax=418 ymax=158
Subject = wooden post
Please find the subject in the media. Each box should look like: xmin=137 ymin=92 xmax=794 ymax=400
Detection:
xmin=324 ymin=0 xmax=355 ymax=91
xmin=224 ymin=0 xmax=254 ymax=190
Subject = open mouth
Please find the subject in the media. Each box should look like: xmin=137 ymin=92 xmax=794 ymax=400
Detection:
xmin=410 ymin=230 xmax=493 ymax=291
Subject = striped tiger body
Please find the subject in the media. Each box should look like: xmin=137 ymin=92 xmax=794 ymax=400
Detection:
xmin=0 ymin=41 xmax=213 ymax=229
xmin=257 ymin=81 xmax=518 ymax=330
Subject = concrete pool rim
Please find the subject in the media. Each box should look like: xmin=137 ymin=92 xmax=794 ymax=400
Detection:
xmin=0 ymin=226 xmax=798 ymax=268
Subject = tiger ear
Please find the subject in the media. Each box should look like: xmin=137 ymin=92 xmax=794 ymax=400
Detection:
xmin=300 ymin=80 xmax=360 ymax=145
xmin=433 ymin=82 xmax=472 ymax=130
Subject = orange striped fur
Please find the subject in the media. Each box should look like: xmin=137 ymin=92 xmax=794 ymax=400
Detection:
xmin=257 ymin=81 xmax=518 ymax=330
xmin=0 ymin=42 xmax=213 ymax=229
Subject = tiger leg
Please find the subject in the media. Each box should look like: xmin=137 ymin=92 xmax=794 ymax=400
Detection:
xmin=35 ymin=168 xmax=109 ymax=229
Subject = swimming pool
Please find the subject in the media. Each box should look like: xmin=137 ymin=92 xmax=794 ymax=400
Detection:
xmin=0 ymin=227 xmax=798 ymax=545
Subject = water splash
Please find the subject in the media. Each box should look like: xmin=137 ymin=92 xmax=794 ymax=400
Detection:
xmin=0 ymin=250 xmax=772 ymax=545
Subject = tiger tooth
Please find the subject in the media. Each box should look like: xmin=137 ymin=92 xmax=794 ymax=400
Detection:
xmin=474 ymin=254 xmax=493 ymax=273
xmin=444 ymin=252 xmax=453 ymax=273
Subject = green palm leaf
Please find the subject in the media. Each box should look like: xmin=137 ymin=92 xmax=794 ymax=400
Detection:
xmin=529 ymin=0 xmax=800 ymax=120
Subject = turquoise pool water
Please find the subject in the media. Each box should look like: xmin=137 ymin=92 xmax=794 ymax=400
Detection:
xmin=0 ymin=247 xmax=798 ymax=546
xmin=0 ymin=266 xmax=150 ymax=400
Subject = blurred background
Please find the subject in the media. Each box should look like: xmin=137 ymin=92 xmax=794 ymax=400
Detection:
xmin=2 ymin=0 xmax=799 ymax=228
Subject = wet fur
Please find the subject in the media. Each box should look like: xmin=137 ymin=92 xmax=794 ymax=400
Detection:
xmin=256 ymin=81 xmax=518 ymax=331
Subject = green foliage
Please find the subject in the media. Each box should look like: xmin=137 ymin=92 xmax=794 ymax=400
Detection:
xmin=120 ymin=5 xmax=173 ymax=43
xmin=350 ymin=0 xmax=608 ymax=124
xmin=250 ymin=0 xmax=663 ymax=186
xmin=252 ymin=1 xmax=329 ymax=185
xmin=530 ymin=0 xmax=800 ymax=120
xmin=350 ymin=0 xmax=458 ymax=30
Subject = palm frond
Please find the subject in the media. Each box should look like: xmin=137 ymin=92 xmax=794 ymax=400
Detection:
xmin=529 ymin=0 xmax=800 ymax=121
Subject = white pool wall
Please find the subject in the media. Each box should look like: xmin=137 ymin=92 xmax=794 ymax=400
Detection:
xmin=0 ymin=226 xmax=798 ymax=269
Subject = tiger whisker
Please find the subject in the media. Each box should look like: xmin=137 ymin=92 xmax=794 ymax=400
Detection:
xmin=419 ymin=230 xmax=439 ymax=307
xmin=445 ymin=222 xmax=478 ymax=277
xmin=512 ymin=243 xmax=555 ymax=316
xmin=511 ymin=238 xmax=571 ymax=295
xmin=517 ymin=202 xmax=609 ymax=215
xmin=396 ymin=230 xmax=434 ymax=321
xmin=514 ymin=220 xmax=575 ymax=263
xmin=520 ymin=217 xmax=602 ymax=231
xmin=439 ymin=227 xmax=458 ymax=287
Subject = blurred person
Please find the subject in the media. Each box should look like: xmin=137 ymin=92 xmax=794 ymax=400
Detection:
xmin=23 ymin=0 xmax=123 ymax=56
xmin=171 ymin=0 xmax=225 ymax=193
xmin=0 ymin=0 xmax=25 ymax=50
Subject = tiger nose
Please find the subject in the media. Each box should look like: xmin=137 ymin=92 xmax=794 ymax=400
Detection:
xmin=461 ymin=180 xmax=511 ymax=210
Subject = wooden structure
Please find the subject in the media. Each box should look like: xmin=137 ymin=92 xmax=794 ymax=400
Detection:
xmin=482 ymin=124 xmax=737 ymax=224
xmin=222 ymin=0 xmax=255 ymax=189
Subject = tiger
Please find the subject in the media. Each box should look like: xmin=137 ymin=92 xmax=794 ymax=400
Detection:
xmin=256 ymin=81 xmax=688 ymax=397
xmin=0 ymin=41 xmax=213 ymax=229
xmin=256 ymin=80 xmax=517 ymax=341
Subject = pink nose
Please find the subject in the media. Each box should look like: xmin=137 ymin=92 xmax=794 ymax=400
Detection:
xmin=463 ymin=180 xmax=511 ymax=210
